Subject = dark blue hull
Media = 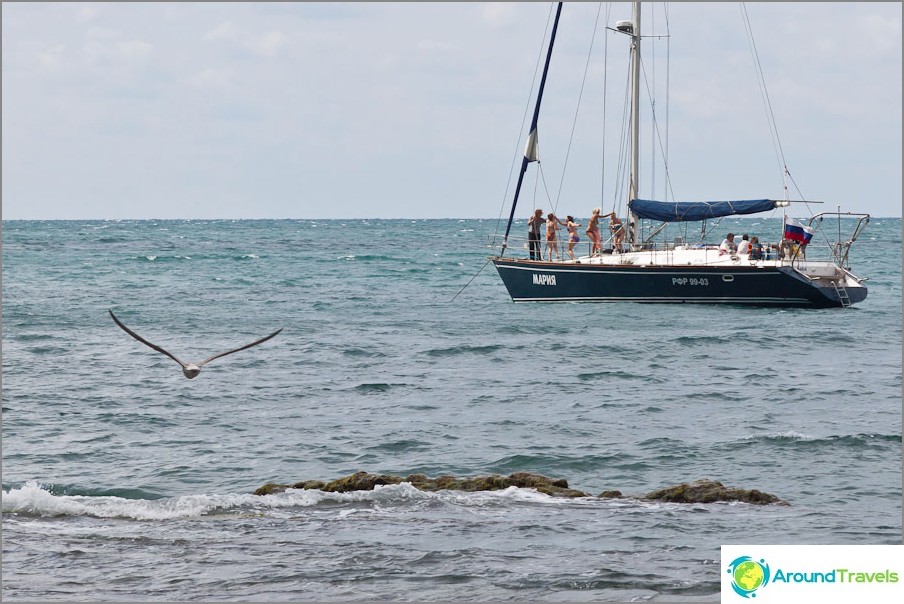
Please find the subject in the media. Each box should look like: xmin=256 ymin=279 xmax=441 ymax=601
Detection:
xmin=492 ymin=258 xmax=866 ymax=308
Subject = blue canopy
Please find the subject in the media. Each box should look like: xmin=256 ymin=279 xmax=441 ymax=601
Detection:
xmin=629 ymin=198 xmax=778 ymax=222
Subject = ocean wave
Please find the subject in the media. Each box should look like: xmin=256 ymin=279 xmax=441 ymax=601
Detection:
xmin=1 ymin=482 xmax=255 ymax=520
xmin=129 ymin=254 xmax=191 ymax=263
xmin=1 ymin=481 xmax=592 ymax=521
xmin=488 ymin=453 xmax=633 ymax=474
xmin=342 ymin=347 xmax=387 ymax=358
xmin=336 ymin=254 xmax=398 ymax=262
xmin=363 ymin=439 xmax=433 ymax=453
xmin=425 ymin=344 xmax=503 ymax=357
xmin=353 ymin=382 xmax=408 ymax=394
xmin=733 ymin=432 xmax=901 ymax=449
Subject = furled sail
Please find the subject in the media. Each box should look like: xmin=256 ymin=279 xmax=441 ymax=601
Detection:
xmin=628 ymin=198 xmax=779 ymax=222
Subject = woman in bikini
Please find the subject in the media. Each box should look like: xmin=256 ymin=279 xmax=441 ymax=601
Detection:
xmin=564 ymin=215 xmax=582 ymax=260
xmin=545 ymin=213 xmax=567 ymax=260
xmin=586 ymin=207 xmax=602 ymax=255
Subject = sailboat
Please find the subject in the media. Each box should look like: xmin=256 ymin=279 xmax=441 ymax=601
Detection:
xmin=491 ymin=2 xmax=869 ymax=308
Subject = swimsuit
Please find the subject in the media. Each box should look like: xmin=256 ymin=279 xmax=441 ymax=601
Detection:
xmin=570 ymin=234 xmax=579 ymax=243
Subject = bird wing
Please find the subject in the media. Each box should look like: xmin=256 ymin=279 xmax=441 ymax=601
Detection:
xmin=197 ymin=328 xmax=283 ymax=367
xmin=109 ymin=309 xmax=188 ymax=368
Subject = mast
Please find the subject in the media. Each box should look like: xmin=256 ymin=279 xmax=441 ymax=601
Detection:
xmin=499 ymin=2 xmax=563 ymax=256
xmin=628 ymin=1 xmax=641 ymax=249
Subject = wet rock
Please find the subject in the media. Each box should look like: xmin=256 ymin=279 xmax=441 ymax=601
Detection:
xmin=253 ymin=473 xmax=785 ymax=505
xmin=597 ymin=490 xmax=624 ymax=499
xmin=255 ymin=471 xmax=588 ymax=498
xmin=321 ymin=471 xmax=403 ymax=492
xmin=253 ymin=479 xmax=326 ymax=496
xmin=643 ymin=479 xmax=787 ymax=505
xmin=254 ymin=482 xmax=288 ymax=496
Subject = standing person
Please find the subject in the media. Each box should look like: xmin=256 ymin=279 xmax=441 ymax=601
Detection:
xmin=605 ymin=211 xmax=625 ymax=253
xmin=737 ymin=233 xmax=750 ymax=255
xmin=545 ymin=213 xmax=567 ymax=261
xmin=527 ymin=209 xmax=544 ymax=260
xmin=564 ymin=215 xmax=582 ymax=260
xmin=586 ymin=207 xmax=602 ymax=256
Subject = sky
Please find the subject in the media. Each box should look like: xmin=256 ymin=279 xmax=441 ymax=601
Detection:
xmin=2 ymin=2 xmax=901 ymax=220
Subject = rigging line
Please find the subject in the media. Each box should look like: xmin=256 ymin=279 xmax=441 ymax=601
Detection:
xmin=600 ymin=2 xmax=613 ymax=205
xmin=450 ymin=259 xmax=491 ymax=303
xmin=740 ymin=4 xmax=819 ymax=220
xmin=662 ymin=2 xmax=671 ymax=203
xmin=649 ymin=3 xmax=655 ymax=202
xmin=500 ymin=2 xmax=563 ymax=255
xmin=739 ymin=3 xmax=787 ymax=188
xmin=638 ymin=56 xmax=677 ymax=203
xmin=493 ymin=2 xmax=557 ymax=247
xmin=612 ymin=57 xmax=632 ymax=214
xmin=538 ymin=161 xmax=557 ymax=214
xmin=554 ymin=2 xmax=604 ymax=209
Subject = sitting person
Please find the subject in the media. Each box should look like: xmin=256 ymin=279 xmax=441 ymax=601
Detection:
xmin=719 ymin=233 xmax=737 ymax=255
xmin=737 ymin=233 xmax=750 ymax=255
xmin=749 ymin=236 xmax=763 ymax=260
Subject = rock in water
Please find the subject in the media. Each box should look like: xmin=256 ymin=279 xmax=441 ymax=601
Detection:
xmin=253 ymin=473 xmax=786 ymax=504
xmin=643 ymin=479 xmax=788 ymax=505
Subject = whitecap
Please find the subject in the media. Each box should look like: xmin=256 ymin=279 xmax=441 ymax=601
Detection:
xmin=2 ymin=482 xmax=260 ymax=521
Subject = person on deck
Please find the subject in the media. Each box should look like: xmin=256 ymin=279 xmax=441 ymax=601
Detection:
xmin=605 ymin=211 xmax=625 ymax=253
xmin=749 ymin=236 xmax=763 ymax=260
xmin=737 ymin=233 xmax=750 ymax=255
xmin=546 ymin=213 xmax=567 ymax=261
xmin=528 ymin=209 xmax=544 ymax=260
xmin=720 ymin=233 xmax=737 ymax=255
xmin=586 ymin=207 xmax=602 ymax=256
xmin=564 ymin=215 xmax=582 ymax=260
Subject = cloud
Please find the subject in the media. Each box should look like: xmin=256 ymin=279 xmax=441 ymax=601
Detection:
xmin=1 ymin=1 xmax=900 ymax=219
xmin=253 ymin=31 xmax=286 ymax=57
xmin=202 ymin=20 xmax=286 ymax=58
xmin=81 ymin=27 xmax=152 ymax=65
xmin=77 ymin=5 xmax=99 ymax=23
xmin=116 ymin=40 xmax=153 ymax=61
xmin=189 ymin=67 xmax=233 ymax=89
xmin=416 ymin=39 xmax=455 ymax=53
xmin=204 ymin=21 xmax=238 ymax=42
xmin=38 ymin=44 xmax=66 ymax=70
xmin=479 ymin=2 xmax=517 ymax=27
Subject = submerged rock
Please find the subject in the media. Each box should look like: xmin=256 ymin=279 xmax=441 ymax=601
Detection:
xmin=254 ymin=472 xmax=785 ymax=504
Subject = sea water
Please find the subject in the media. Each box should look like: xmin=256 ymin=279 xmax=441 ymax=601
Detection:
xmin=2 ymin=217 xmax=901 ymax=601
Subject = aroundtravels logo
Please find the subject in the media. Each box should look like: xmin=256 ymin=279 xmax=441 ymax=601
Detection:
xmin=722 ymin=545 xmax=903 ymax=603
xmin=726 ymin=556 xmax=771 ymax=598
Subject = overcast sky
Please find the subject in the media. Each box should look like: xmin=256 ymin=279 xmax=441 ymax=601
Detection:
xmin=2 ymin=2 xmax=901 ymax=220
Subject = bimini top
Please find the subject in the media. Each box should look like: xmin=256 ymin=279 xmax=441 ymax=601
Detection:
xmin=629 ymin=198 xmax=779 ymax=222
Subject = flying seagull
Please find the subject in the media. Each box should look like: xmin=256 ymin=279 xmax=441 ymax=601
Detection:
xmin=109 ymin=309 xmax=283 ymax=379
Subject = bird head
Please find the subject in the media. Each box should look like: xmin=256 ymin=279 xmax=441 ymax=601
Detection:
xmin=182 ymin=364 xmax=202 ymax=379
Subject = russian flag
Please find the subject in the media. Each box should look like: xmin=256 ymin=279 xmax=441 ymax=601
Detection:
xmin=783 ymin=216 xmax=814 ymax=245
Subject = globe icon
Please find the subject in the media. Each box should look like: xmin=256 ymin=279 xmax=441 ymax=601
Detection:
xmin=733 ymin=560 xmax=765 ymax=592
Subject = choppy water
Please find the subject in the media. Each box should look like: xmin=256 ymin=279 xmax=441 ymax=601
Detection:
xmin=2 ymin=217 xmax=901 ymax=601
